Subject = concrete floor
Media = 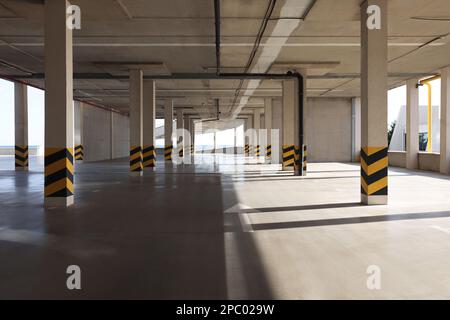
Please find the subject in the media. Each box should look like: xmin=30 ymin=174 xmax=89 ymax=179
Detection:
xmin=1 ymin=154 xmax=450 ymax=299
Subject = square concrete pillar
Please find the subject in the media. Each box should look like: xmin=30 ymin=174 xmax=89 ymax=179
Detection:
xmin=406 ymin=79 xmax=419 ymax=169
xmin=254 ymin=109 xmax=261 ymax=158
xmin=265 ymin=98 xmax=273 ymax=160
xmin=351 ymin=97 xmax=361 ymax=162
xmin=243 ymin=117 xmax=250 ymax=156
xmin=176 ymin=109 xmax=184 ymax=159
xmin=14 ymin=83 xmax=28 ymax=171
xmin=440 ymin=67 xmax=450 ymax=174
xmin=164 ymin=99 xmax=174 ymax=161
xmin=183 ymin=115 xmax=191 ymax=158
xmin=282 ymin=80 xmax=297 ymax=171
xmin=271 ymin=98 xmax=282 ymax=165
xmin=129 ymin=69 xmax=143 ymax=175
xmin=298 ymin=72 xmax=307 ymax=176
xmin=74 ymin=101 xmax=84 ymax=162
xmin=360 ymin=0 xmax=388 ymax=205
xmin=143 ymin=80 xmax=156 ymax=169
xmin=190 ymin=118 xmax=195 ymax=155
xmin=44 ymin=0 xmax=74 ymax=207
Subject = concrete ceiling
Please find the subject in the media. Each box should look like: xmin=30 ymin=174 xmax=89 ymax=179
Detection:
xmin=0 ymin=0 xmax=450 ymax=121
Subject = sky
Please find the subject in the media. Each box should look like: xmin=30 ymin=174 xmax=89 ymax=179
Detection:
xmin=0 ymin=78 xmax=443 ymax=148
xmin=0 ymin=79 xmax=45 ymax=147
xmin=388 ymin=79 xmax=441 ymax=126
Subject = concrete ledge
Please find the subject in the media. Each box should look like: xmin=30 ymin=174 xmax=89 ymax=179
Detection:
xmin=418 ymin=152 xmax=441 ymax=172
xmin=0 ymin=146 xmax=39 ymax=156
xmin=388 ymin=151 xmax=406 ymax=168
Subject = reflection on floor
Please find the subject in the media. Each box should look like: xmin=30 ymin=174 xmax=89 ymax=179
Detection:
xmin=1 ymin=154 xmax=450 ymax=299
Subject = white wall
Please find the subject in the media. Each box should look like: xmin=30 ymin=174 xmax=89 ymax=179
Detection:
xmin=112 ymin=111 xmax=129 ymax=159
xmin=305 ymin=97 xmax=352 ymax=162
xmin=83 ymin=105 xmax=112 ymax=162
xmin=81 ymin=104 xmax=129 ymax=162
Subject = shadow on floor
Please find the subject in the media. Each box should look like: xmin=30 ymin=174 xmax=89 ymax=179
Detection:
xmin=0 ymin=155 xmax=275 ymax=299
xmin=251 ymin=210 xmax=450 ymax=231
xmin=231 ymin=202 xmax=363 ymax=214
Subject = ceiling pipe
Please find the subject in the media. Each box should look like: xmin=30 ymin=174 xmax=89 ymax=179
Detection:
xmin=5 ymin=72 xmax=437 ymax=81
xmin=214 ymin=0 xmax=221 ymax=76
xmin=6 ymin=72 xmax=300 ymax=80
xmin=230 ymin=0 xmax=277 ymax=111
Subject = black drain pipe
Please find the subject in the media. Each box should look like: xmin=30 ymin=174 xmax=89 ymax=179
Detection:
xmin=214 ymin=0 xmax=221 ymax=76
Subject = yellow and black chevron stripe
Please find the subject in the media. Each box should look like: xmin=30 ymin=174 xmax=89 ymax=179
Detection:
xmin=244 ymin=144 xmax=250 ymax=156
xmin=75 ymin=144 xmax=83 ymax=160
xmin=15 ymin=145 xmax=28 ymax=168
xmin=164 ymin=145 xmax=173 ymax=161
xmin=142 ymin=145 xmax=156 ymax=168
xmin=255 ymin=145 xmax=260 ymax=157
xmin=266 ymin=144 xmax=272 ymax=158
xmin=303 ymin=144 xmax=307 ymax=172
xmin=282 ymin=145 xmax=295 ymax=167
xmin=44 ymin=148 xmax=74 ymax=197
xmin=130 ymin=146 xmax=143 ymax=172
xmin=361 ymin=146 xmax=388 ymax=196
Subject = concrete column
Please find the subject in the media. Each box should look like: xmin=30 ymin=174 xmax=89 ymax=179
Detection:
xmin=244 ymin=117 xmax=249 ymax=156
xmin=164 ymin=99 xmax=174 ymax=161
xmin=244 ymin=115 xmax=254 ymax=156
xmin=183 ymin=115 xmax=191 ymax=157
xmin=272 ymin=98 xmax=282 ymax=165
xmin=234 ymin=127 xmax=238 ymax=154
xmin=351 ymin=97 xmax=361 ymax=162
xmin=360 ymin=0 xmax=388 ymax=205
xmin=254 ymin=109 xmax=261 ymax=158
xmin=14 ymin=83 xmax=28 ymax=171
xmin=143 ymin=80 xmax=156 ymax=168
xmin=190 ymin=119 xmax=195 ymax=156
xmin=265 ymin=98 xmax=273 ymax=160
xmin=110 ymin=110 xmax=114 ymax=160
xmin=74 ymin=101 xmax=84 ymax=161
xmin=44 ymin=0 xmax=74 ymax=207
xmin=282 ymin=80 xmax=297 ymax=170
xmin=129 ymin=69 xmax=143 ymax=175
xmin=297 ymin=72 xmax=307 ymax=176
xmin=406 ymin=79 xmax=419 ymax=170
xmin=440 ymin=67 xmax=450 ymax=174
xmin=176 ymin=109 xmax=184 ymax=158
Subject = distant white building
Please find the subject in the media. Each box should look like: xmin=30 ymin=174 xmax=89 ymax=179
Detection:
xmin=389 ymin=105 xmax=440 ymax=152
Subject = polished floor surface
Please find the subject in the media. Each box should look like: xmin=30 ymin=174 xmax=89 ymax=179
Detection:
xmin=1 ymin=154 xmax=450 ymax=299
